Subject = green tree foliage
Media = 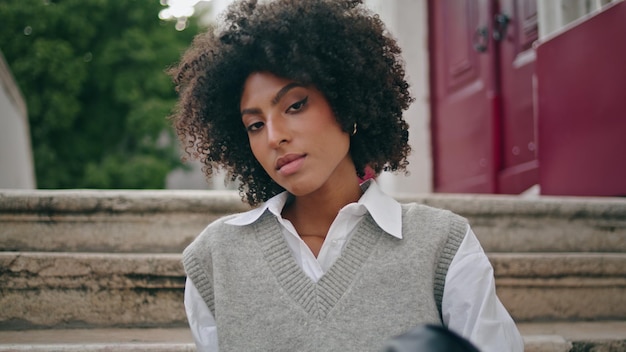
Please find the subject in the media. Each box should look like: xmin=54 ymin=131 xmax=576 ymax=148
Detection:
xmin=0 ymin=0 xmax=200 ymax=188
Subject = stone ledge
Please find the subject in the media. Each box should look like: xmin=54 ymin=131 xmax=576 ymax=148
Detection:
xmin=0 ymin=191 xmax=244 ymax=253
xmin=517 ymin=321 xmax=626 ymax=343
xmin=4 ymin=210 xmax=624 ymax=253
xmin=395 ymin=193 xmax=626 ymax=218
xmin=2 ymin=190 xmax=624 ymax=253
xmin=0 ymin=213 xmax=210 ymax=253
xmin=0 ymin=190 xmax=249 ymax=214
xmin=490 ymin=252 xmax=626 ymax=277
xmin=522 ymin=335 xmax=572 ymax=352
xmin=3 ymin=252 xmax=625 ymax=289
xmin=491 ymin=253 xmax=626 ymax=321
xmin=2 ymin=252 xmax=625 ymax=325
xmin=0 ymin=344 xmax=195 ymax=352
xmin=1 ymin=322 xmax=626 ymax=352
xmin=3 ymin=189 xmax=623 ymax=217
xmin=400 ymin=194 xmax=626 ymax=253
xmin=0 ymin=328 xmax=194 ymax=351
xmin=0 ymin=290 xmax=186 ymax=329
xmin=1 ymin=252 xmax=183 ymax=289
xmin=0 ymin=253 xmax=185 ymax=329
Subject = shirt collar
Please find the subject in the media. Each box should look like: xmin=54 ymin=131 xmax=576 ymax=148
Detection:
xmin=224 ymin=191 xmax=289 ymax=226
xmin=225 ymin=179 xmax=402 ymax=238
xmin=357 ymin=179 xmax=402 ymax=238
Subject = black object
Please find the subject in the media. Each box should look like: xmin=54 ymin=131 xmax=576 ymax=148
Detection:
xmin=381 ymin=324 xmax=481 ymax=352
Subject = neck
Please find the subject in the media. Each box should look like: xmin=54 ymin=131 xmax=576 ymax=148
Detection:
xmin=282 ymin=179 xmax=362 ymax=258
xmin=283 ymin=179 xmax=362 ymax=237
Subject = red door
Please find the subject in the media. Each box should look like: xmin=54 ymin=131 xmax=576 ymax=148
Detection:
xmin=430 ymin=0 xmax=537 ymax=194
xmin=429 ymin=0 xmax=499 ymax=193
xmin=496 ymin=0 xmax=539 ymax=194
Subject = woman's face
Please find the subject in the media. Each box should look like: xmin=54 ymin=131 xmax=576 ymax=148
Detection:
xmin=240 ymin=71 xmax=355 ymax=197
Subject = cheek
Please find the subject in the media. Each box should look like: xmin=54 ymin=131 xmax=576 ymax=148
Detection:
xmin=322 ymin=122 xmax=350 ymax=150
xmin=339 ymin=135 xmax=352 ymax=155
xmin=248 ymin=139 xmax=262 ymax=161
xmin=249 ymin=139 xmax=272 ymax=169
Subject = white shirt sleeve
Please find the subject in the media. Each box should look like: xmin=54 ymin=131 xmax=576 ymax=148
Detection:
xmin=442 ymin=225 xmax=524 ymax=352
xmin=184 ymin=277 xmax=219 ymax=352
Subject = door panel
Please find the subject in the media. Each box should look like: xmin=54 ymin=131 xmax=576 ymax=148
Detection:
xmin=430 ymin=0 xmax=537 ymax=194
xmin=497 ymin=0 xmax=538 ymax=193
xmin=430 ymin=0 xmax=498 ymax=193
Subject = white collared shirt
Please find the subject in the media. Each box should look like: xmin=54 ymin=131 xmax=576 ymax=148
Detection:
xmin=184 ymin=180 xmax=524 ymax=352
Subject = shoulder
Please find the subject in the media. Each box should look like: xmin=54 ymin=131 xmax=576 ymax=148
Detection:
xmin=183 ymin=212 xmax=250 ymax=257
xmin=401 ymin=202 xmax=467 ymax=227
xmin=400 ymin=202 xmax=468 ymax=254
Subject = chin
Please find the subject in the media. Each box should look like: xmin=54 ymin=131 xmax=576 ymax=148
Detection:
xmin=282 ymin=181 xmax=320 ymax=197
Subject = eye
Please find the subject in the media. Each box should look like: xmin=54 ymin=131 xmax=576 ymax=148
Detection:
xmin=246 ymin=121 xmax=264 ymax=132
xmin=286 ymin=96 xmax=308 ymax=113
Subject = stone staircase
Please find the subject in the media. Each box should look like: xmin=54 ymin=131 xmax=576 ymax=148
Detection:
xmin=1 ymin=189 xmax=625 ymax=351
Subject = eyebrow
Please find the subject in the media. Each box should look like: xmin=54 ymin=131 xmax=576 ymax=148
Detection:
xmin=272 ymin=82 xmax=304 ymax=105
xmin=241 ymin=82 xmax=305 ymax=116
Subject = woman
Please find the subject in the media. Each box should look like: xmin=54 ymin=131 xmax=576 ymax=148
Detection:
xmin=169 ymin=0 xmax=524 ymax=351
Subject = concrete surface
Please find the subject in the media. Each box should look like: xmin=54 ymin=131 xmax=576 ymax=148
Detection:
xmin=1 ymin=189 xmax=625 ymax=351
xmin=1 ymin=321 xmax=625 ymax=351
xmin=2 ymin=251 xmax=625 ymax=326
xmin=1 ymin=190 xmax=625 ymax=253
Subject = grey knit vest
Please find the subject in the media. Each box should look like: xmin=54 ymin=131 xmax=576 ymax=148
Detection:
xmin=183 ymin=203 xmax=467 ymax=352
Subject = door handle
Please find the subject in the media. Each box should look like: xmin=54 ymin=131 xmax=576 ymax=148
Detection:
xmin=493 ymin=13 xmax=510 ymax=41
xmin=474 ymin=13 xmax=509 ymax=53
xmin=473 ymin=26 xmax=489 ymax=53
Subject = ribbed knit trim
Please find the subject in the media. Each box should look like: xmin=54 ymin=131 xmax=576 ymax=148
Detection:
xmin=433 ymin=213 xmax=467 ymax=319
xmin=255 ymin=211 xmax=382 ymax=320
xmin=182 ymin=246 xmax=215 ymax=314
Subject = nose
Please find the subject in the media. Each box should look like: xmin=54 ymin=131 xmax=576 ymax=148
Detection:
xmin=266 ymin=116 xmax=290 ymax=148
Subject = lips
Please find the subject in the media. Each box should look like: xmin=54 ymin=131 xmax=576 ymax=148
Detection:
xmin=275 ymin=153 xmax=306 ymax=174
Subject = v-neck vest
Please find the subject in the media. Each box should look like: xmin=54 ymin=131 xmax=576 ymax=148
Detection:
xmin=183 ymin=202 xmax=467 ymax=352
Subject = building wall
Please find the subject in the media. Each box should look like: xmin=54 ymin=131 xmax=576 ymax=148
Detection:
xmin=0 ymin=50 xmax=36 ymax=189
xmin=365 ymin=0 xmax=621 ymax=196
xmin=537 ymin=0 xmax=618 ymax=39
xmin=365 ymin=0 xmax=433 ymax=195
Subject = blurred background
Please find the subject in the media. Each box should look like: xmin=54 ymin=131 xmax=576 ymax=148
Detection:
xmin=1 ymin=0 xmax=624 ymax=196
xmin=0 ymin=0 xmax=216 ymax=191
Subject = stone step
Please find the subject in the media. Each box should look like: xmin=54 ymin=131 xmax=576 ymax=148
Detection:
xmin=489 ymin=252 xmax=626 ymax=321
xmin=396 ymin=193 xmax=626 ymax=253
xmin=0 ymin=322 xmax=625 ymax=352
xmin=0 ymin=345 xmax=194 ymax=352
xmin=1 ymin=190 xmax=625 ymax=253
xmin=517 ymin=321 xmax=626 ymax=351
xmin=0 ymin=327 xmax=193 ymax=352
xmin=0 ymin=252 xmax=185 ymax=329
xmin=0 ymin=190 xmax=247 ymax=253
xmin=2 ymin=252 xmax=625 ymax=328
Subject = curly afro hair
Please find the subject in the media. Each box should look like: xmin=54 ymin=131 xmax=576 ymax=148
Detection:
xmin=169 ymin=0 xmax=413 ymax=206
